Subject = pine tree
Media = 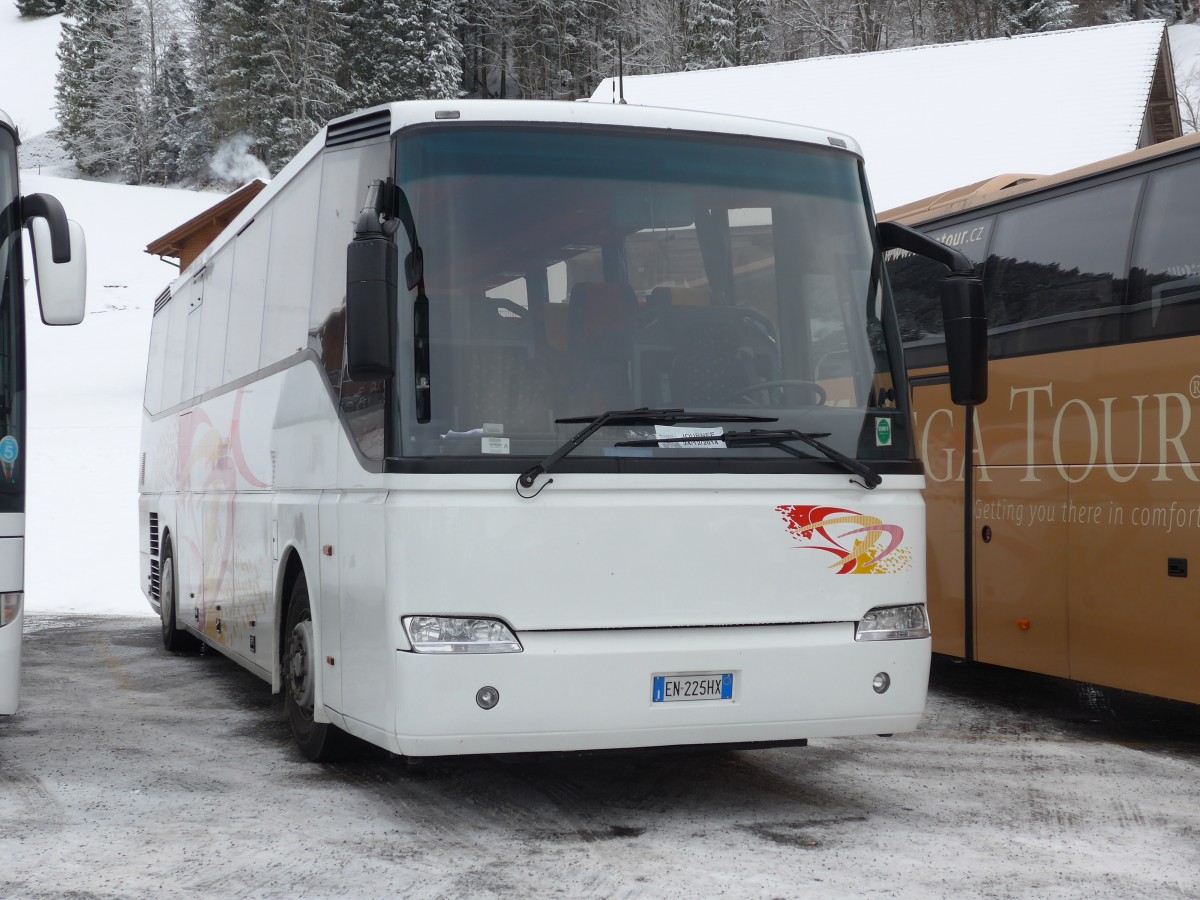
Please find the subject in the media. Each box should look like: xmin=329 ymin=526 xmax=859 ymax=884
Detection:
xmin=210 ymin=0 xmax=276 ymax=166
xmin=55 ymin=0 xmax=104 ymax=173
xmin=16 ymin=0 xmax=65 ymax=18
xmin=731 ymin=0 xmax=770 ymax=65
xmin=686 ymin=0 xmax=737 ymax=69
xmin=178 ymin=0 xmax=221 ymax=182
xmin=56 ymin=0 xmax=151 ymax=180
xmin=148 ymin=36 xmax=195 ymax=183
xmin=1004 ymin=0 xmax=1079 ymax=32
xmin=348 ymin=0 xmax=461 ymax=106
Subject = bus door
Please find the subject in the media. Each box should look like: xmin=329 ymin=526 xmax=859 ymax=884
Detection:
xmin=971 ymin=428 xmax=1071 ymax=678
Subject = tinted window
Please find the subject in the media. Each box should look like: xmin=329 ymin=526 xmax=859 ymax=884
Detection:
xmin=985 ymin=179 xmax=1140 ymax=357
xmin=393 ymin=126 xmax=906 ymax=463
xmin=1128 ymin=157 xmax=1200 ymax=339
xmin=887 ymin=217 xmax=992 ymax=369
xmin=0 ymin=130 xmax=25 ymax=512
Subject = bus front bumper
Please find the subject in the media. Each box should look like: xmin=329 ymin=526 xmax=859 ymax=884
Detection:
xmin=381 ymin=623 xmax=930 ymax=757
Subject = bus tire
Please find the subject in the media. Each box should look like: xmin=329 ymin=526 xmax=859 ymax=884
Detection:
xmin=284 ymin=575 xmax=346 ymax=761
xmin=160 ymin=540 xmax=199 ymax=653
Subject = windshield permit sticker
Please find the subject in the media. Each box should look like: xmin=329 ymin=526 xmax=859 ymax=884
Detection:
xmin=481 ymin=436 xmax=510 ymax=455
xmin=875 ymin=417 xmax=892 ymax=447
xmin=776 ymin=505 xmax=911 ymax=575
xmin=654 ymin=425 xmax=726 ymax=448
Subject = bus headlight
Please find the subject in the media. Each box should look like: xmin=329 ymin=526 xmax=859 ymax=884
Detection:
xmin=0 ymin=592 xmax=21 ymax=627
xmin=855 ymin=605 xmax=930 ymax=641
xmin=403 ymin=616 xmax=523 ymax=653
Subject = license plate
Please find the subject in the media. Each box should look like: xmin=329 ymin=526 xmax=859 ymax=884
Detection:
xmin=652 ymin=672 xmax=734 ymax=703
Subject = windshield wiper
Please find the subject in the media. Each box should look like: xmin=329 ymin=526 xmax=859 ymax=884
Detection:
xmin=616 ymin=428 xmax=883 ymax=490
xmin=516 ymin=408 xmax=778 ymax=497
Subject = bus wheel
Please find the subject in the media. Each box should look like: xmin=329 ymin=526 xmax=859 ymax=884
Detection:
xmin=284 ymin=576 xmax=346 ymax=761
xmin=159 ymin=541 xmax=199 ymax=653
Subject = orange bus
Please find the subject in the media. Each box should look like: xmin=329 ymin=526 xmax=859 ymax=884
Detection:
xmin=882 ymin=132 xmax=1200 ymax=705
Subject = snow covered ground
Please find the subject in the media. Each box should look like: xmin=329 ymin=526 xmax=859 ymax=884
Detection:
xmin=4 ymin=12 xmax=1200 ymax=619
xmin=3 ymin=619 xmax=1199 ymax=897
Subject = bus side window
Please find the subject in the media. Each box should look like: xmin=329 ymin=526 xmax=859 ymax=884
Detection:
xmin=984 ymin=179 xmax=1140 ymax=358
xmin=1128 ymin=158 xmax=1200 ymax=340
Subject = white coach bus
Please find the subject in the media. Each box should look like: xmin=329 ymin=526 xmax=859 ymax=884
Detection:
xmin=1 ymin=109 xmax=86 ymax=714
xmin=138 ymin=100 xmax=985 ymax=760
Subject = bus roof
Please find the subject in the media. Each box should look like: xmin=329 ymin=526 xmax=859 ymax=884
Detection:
xmin=879 ymin=130 xmax=1200 ymax=227
xmin=381 ymin=99 xmax=863 ymax=157
xmin=0 ymin=109 xmax=16 ymax=139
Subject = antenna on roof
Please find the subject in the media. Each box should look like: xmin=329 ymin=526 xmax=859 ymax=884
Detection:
xmin=618 ymin=38 xmax=627 ymax=105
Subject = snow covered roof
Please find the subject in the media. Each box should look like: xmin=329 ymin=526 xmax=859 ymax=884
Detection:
xmin=591 ymin=21 xmax=1180 ymax=211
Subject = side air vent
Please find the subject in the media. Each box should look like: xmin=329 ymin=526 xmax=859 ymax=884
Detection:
xmin=326 ymin=109 xmax=391 ymax=148
xmin=148 ymin=513 xmax=161 ymax=601
xmin=140 ymin=452 xmax=146 ymax=487
xmin=152 ymin=289 xmax=171 ymax=315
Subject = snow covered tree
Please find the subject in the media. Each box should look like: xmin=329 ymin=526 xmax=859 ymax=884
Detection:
xmin=731 ymin=0 xmax=771 ymax=63
xmin=208 ymin=0 xmax=278 ymax=166
xmin=1003 ymin=0 xmax=1080 ymax=32
xmin=347 ymin=0 xmax=460 ymax=107
xmin=685 ymin=0 xmax=737 ymax=69
xmin=56 ymin=0 xmax=152 ymax=180
xmin=147 ymin=36 xmax=195 ymax=183
xmin=617 ymin=0 xmax=690 ymax=74
xmin=174 ymin=0 xmax=221 ymax=183
xmin=263 ymin=0 xmax=348 ymax=161
xmin=16 ymin=0 xmax=65 ymax=17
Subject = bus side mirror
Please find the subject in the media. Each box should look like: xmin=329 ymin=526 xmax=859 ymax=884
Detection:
xmin=345 ymin=227 xmax=397 ymax=381
xmin=941 ymin=275 xmax=987 ymax=406
xmin=23 ymin=194 xmax=86 ymax=325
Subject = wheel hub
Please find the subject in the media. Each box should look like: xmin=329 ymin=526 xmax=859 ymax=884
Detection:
xmin=287 ymin=620 xmax=316 ymax=714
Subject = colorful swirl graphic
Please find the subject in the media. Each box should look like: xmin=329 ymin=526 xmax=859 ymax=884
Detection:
xmin=776 ymin=504 xmax=911 ymax=575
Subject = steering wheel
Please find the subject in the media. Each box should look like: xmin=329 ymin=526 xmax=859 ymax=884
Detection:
xmin=735 ymin=379 xmax=827 ymax=407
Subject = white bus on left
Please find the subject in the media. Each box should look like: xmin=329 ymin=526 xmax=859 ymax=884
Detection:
xmin=0 ymin=109 xmax=87 ymax=714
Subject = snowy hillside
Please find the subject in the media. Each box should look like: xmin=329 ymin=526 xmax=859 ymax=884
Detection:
xmin=3 ymin=10 xmax=1200 ymax=615
xmin=0 ymin=7 xmax=60 ymax=139
xmin=22 ymin=178 xmax=221 ymax=615
xmin=3 ymin=10 xmax=223 ymax=615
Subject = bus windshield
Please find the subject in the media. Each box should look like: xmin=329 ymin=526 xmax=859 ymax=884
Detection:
xmin=0 ymin=129 xmax=24 ymax=512
xmin=390 ymin=125 xmax=908 ymax=463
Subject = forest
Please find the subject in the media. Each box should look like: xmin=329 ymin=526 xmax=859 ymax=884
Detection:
xmin=15 ymin=0 xmax=1195 ymax=185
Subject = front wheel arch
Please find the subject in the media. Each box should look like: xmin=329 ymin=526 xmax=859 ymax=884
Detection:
xmin=281 ymin=563 xmax=348 ymax=761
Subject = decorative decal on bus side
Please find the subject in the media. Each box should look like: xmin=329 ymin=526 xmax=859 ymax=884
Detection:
xmin=776 ymin=505 xmax=912 ymax=575
xmin=176 ymin=388 xmax=269 ymax=641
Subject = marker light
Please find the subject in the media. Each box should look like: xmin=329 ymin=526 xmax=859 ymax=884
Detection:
xmin=855 ymin=605 xmax=931 ymax=642
xmin=403 ymin=616 xmax=523 ymax=653
xmin=872 ymin=672 xmax=891 ymax=694
xmin=476 ymin=686 xmax=500 ymax=709
xmin=0 ymin=592 xmax=21 ymax=627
